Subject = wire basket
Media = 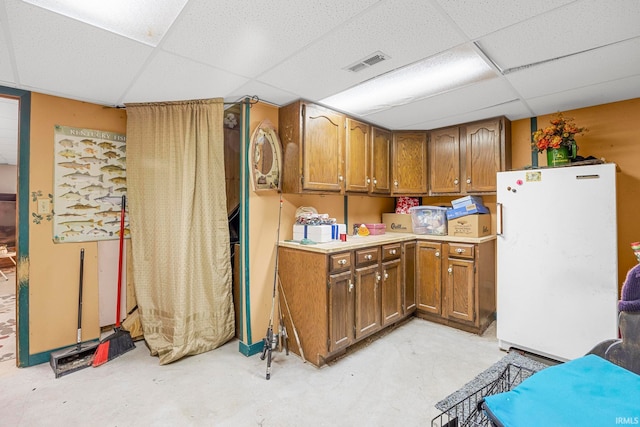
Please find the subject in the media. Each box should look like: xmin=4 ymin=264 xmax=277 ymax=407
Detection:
xmin=431 ymin=363 xmax=536 ymax=427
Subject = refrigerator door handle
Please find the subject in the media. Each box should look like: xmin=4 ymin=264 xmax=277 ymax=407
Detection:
xmin=496 ymin=202 xmax=503 ymax=235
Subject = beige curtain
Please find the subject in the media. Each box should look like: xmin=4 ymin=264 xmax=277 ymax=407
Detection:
xmin=125 ymin=99 xmax=234 ymax=364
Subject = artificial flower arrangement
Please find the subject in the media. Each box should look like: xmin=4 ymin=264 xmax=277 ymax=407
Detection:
xmin=532 ymin=113 xmax=588 ymax=153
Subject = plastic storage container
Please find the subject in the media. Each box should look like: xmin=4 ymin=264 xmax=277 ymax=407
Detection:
xmin=409 ymin=206 xmax=449 ymax=235
xmin=364 ymin=223 xmax=386 ymax=235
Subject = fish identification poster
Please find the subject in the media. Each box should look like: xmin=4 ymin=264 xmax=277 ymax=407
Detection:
xmin=53 ymin=125 xmax=127 ymax=243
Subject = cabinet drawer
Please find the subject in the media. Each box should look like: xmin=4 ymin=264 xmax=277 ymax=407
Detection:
xmin=382 ymin=244 xmax=401 ymax=261
xmin=355 ymin=247 xmax=379 ymax=266
xmin=448 ymin=243 xmax=474 ymax=259
xmin=329 ymin=252 xmax=352 ymax=272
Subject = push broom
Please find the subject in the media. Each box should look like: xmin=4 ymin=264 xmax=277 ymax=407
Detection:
xmin=93 ymin=195 xmax=135 ymax=366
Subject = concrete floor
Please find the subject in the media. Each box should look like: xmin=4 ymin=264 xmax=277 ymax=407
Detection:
xmin=0 ymin=318 xmax=505 ymax=426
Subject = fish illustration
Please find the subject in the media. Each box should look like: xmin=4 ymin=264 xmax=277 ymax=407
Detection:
xmin=84 ymin=147 xmax=98 ymax=155
xmin=59 ymin=191 xmax=89 ymax=201
xmin=80 ymin=139 xmax=96 ymax=146
xmin=108 ymin=176 xmax=127 ymax=185
xmin=67 ymin=203 xmax=99 ymax=210
xmin=62 ymin=171 xmax=104 ymax=182
xmin=116 ymin=156 xmax=126 ymax=165
xmin=113 ymin=186 xmax=127 ymax=193
xmin=117 ymin=145 xmax=126 ymax=153
xmin=100 ymin=164 xmax=125 ymax=174
xmin=79 ymin=183 xmax=112 ymax=193
xmin=102 ymin=151 xmax=120 ymax=159
xmin=103 ymin=218 xmax=121 ymax=227
xmin=94 ymin=194 xmax=122 ymax=205
xmin=58 ymin=161 xmax=90 ymax=170
xmin=115 ymin=228 xmax=131 ymax=237
xmin=95 ymin=209 xmax=121 ymax=218
xmin=58 ymin=182 xmax=74 ymax=189
xmin=57 ymin=212 xmax=82 ymax=217
xmin=98 ymin=142 xmax=116 ymax=150
xmin=79 ymin=156 xmax=107 ymax=164
xmin=58 ymin=139 xmax=74 ymax=148
xmin=60 ymin=229 xmax=83 ymax=237
xmin=58 ymin=149 xmax=79 ymax=159
xmin=60 ymin=219 xmax=103 ymax=228
xmin=85 ymin=228 xmax=108 ymax=235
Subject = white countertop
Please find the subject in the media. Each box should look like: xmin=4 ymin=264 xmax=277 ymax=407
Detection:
xmin=279 ymin=232 xmax=496 ymax=254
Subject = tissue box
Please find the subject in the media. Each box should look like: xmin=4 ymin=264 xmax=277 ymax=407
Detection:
xmin=451 ymin=195 xmax=484 ymax=208
xmin=446 ymin=203 xmax=490 ymax=220
xmin=448 ymin=214 xmax=491 ymax=238
xmin=330 ymin=224 xmax=347 ymax=239
xmin=293 ymin=224 xmax=333 ymax=243
xmin=382 ymin=213 xmax=413 ymax=233
xmin=409 ymin=206 xmax=449 ymax=236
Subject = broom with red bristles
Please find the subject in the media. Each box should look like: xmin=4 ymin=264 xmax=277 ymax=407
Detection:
xmin=93 ymin=195 xmax=135 ymax=366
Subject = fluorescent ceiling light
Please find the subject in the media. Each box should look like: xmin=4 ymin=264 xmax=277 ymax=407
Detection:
xmin=321 ymin=44 xmax=498 ymax=116
xmin=21 ymin=0 xmax=188 ymax=46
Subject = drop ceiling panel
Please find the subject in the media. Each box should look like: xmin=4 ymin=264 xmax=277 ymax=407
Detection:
xmin=162 ymin=0 xmax=380 ymax=79
xmin=259 ymin=0 xmax=466 ymax=101
xmin=362 ymin=77 xmax=519 ymax=129
xmin=477 ymin=0 xmax=640 ymax=70
xmin=506 ymin=37 xmax=640 ymax=98
xmin=223 ymin=80 xmax=299 ymax=107
xmin=122 ymin=51 xmax=249 ymax=104
xmin=526 ymin=75 xmax=640 ymax=116
xmin=411 ymin=99 xmax=532 ymax=130
xmin=6 ymin=0 xmax=153 ymax=105
xmin=0 ymin=22 xmax=15 ymax=84
xmin=434 ymin=0 xmax=576 ymax=39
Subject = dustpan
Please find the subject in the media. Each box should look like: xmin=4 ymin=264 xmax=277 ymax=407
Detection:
xmin=50 ymin=248 xmax=99 ymax=378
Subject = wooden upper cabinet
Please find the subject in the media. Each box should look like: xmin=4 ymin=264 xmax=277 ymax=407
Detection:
xmin=429 ymin=117 xmax=511 ymax=195
xmin=279 ymin=100 xmax=345 ymax=193
xmin=391 ymin=131 xmax=428 ymax=195
xmin=429 ymin=126 xmax=461 ymax=194
xmin=345 ymin=118 xmax=370 ymax=193
xmin=370 ymin=127 xmax=391 ymax=194
xmin=464 ymin=118 xmax=507 ymax=193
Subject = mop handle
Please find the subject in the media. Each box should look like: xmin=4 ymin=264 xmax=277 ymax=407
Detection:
xmin=115 ymin=195 xmax=126 ymax=328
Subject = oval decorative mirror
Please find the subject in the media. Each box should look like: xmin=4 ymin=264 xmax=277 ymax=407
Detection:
xmin=249 ymin=119 xmax=282 ymax=192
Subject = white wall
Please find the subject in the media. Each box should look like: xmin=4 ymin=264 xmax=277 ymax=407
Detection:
xmin=0 ymin=164 xmax=17 ymax=193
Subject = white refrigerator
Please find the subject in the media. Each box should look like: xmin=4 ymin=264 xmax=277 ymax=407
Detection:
xmin=496 ymin=163 xmax=618 ymax=361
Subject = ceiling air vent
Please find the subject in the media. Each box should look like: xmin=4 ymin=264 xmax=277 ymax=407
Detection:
xmin=345 ymin=51 xmax=389 ymax=73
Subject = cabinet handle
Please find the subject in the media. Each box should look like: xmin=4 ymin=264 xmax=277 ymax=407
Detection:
xmin=375 ymin=272 xmax=381 ymax=282
xmin=448 ymin=267 xmax=453 ymax=274
xmin=339 ymin=175 xmax=344 ymax=182
xmin=454 ymin=178 xmax=459 ymax=185
xmin=389 ymin=249 xmax=396 ymax=255
xmin=373 ymin=178 xmax=377 ymax=186
xmin=366 ymin=177 xmax=371 ymax=184
xmin=456 ymin=248 xmax=465 ymax=254
xmin=435 ymin=251 xmax=440 ymax=258
xmin=394 ymin=180 xmax=398 ymax=187
xmin=338 ymin=259 xmax=347 ymax=265
xmin=349 ymin=280 xmax=354 ymax=292
xmin=365 ymin=254 xmax=372 ymax=260
xmin=466 ymin=178 xmax=471 ymax=184
xmin=384 ymin=271 xmax=389 ymax=280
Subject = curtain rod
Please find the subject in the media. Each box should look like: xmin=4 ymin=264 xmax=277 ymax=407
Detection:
xmin=110 ymin=95 xmax=260 ymax=109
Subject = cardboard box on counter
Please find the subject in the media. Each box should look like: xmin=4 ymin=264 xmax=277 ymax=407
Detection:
xmin=382 ymin=213 xmax=413 ymax=233
xmin=451 ymin=195 xmax=484 ymax=208
xmin=447 ymin=214 xmax=491 ymax=238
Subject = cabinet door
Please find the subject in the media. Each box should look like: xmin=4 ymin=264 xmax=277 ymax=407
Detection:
xmin=403 ymin=241 xmax=416 ymax=315
xmin=391 ymin=131 xmax=427 ymax=195
xmin=381 ymin=258 xmax=402 ymax=326
xmin=416 ymin=242 xmax=442 ymax=315
xmin=354 ymin=263 xmax=381 ymax=339
xmin=445 ymin=258 xmax=475 ymax=323
xmin=328 ymin=270 xmax=354 ymax=352
xmin=345 ymin=118 xmax=369 ymax=193
xmin=464 ymin=118 xmax=501 ymax=193
xmin=429 ymin=126 xmax=461 ymax=194
xmin=370 ymin=127 xmax=391 ymax=194
xmin=303 ymin=103 xmax=345 ymax=192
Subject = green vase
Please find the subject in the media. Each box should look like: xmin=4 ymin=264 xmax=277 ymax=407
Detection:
xmin=547 ymin=146 xmax=570 ymax=167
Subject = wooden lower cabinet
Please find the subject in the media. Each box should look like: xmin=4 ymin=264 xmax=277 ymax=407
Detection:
xmin=403 ymin=241 xmax=417 ymax=315
xmin=328 ymin=269 xmax=355 ymax=352
xmin=416 ymin=239 xmax=496 ymax=334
